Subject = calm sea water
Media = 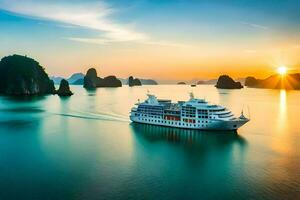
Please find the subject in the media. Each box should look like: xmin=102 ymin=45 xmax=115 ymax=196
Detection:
xmin=0 ymin=85 xmax=299 ymax=200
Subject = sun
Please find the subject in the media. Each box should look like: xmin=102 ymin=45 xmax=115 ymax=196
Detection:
xmin=277 ymin=66 xmax=287 ymax=75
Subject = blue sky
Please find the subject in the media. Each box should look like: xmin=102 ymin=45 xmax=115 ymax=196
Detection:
xmin=0 ymin=0 xmax=300 ymax=79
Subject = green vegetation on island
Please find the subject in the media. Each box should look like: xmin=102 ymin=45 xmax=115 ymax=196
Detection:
xmin=0 ymin=55 xmax=55 ymax=95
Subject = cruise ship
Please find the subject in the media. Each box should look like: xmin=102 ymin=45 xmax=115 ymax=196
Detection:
xmin=130 ymin=93 xmax=249 ymax=131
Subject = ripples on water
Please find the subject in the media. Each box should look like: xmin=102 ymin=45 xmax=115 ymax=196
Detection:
xmin=0 ymin=85 xmax=299 ymax=199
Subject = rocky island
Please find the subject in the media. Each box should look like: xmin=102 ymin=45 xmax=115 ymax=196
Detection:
xmin=245 ymin=74 xmax=300 ymax=90
xmin=215 ymin=75 xmax=243 ymax=89
xmin=177 ymin=82 xmax=186 ymax=85
xmin=72 ymin=78 xmax=84 ymax=85
xmin=128 ymin=76 xmax=142 ymax=87
xmin=56 ymin=79 xmax=73 ymax=96
xmin=139 ymin=79 xmax=157 ymax=85
xmin=0 ymin=55 xmax=55 ymax=95
xmin=50 ymin=73 xmax=84 ymax=85
xmin=68 ymin=73 xmax=84 ymax=84
xmin=83 ymin=68 xmax=122 ymax=89
xmin=197 ymin=80 xmax=205 ymax=85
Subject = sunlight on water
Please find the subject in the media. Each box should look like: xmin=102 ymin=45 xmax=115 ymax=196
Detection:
xmin=279 ymin=90 xmax=287 ymax=115
xmin=278 ymin=89 xmax=287 ymax=131
xmin=271 ymin=89 xmax=290 ymax=156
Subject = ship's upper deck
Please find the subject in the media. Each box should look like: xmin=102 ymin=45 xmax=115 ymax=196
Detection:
xmin=138 ymin=93 xmax=227 ymax=112
xmin=133 ymin=93 xmax=241 ymax=121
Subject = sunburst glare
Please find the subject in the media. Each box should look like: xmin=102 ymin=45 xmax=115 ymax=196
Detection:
xmin=277 ymin=66 xmax=287 ymax=75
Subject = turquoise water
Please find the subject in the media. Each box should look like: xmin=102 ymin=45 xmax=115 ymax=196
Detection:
xmin=0 ymin=85 xmax=299 ymax=199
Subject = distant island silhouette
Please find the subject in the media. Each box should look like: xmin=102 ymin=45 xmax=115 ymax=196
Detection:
xmin=83 ymin=68 xmax=122 ymax=88
xmin=56 ymin=79 xmax=73 ymax=96
xmin=72 ymin=78 xmax=84 ymax=85
xmin=52 ymin=75 xmax=158 ymax=86
xmin=119 ymin=78 xmax=158 ymax=85
xmin=128 ymin=76 xmax=142 ymax=87
xmin=68 ymin=73 xmax=84 ymax=84
xmin=215 ymin=75 xmax=243 ymax=89
xmin=197 ymin=80 xmax=206 ymax=85
xmin=51 ymin=73 xmax=84 ymax=85
xmin=245 ymin=74 xmax=300 ymax=90
xmin=4 ymin=55 xmax=300 ymax=93
xmin=139 ymin=79 xmax=158 ymax=85
xmin=177 ymin=82 xmax=186 ymax=85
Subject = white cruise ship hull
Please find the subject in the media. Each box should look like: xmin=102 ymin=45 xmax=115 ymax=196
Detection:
xmin=130 ymin=93 xmax=250 ymax=131
xmin=130 ymin=115 xmax=249 ymax=131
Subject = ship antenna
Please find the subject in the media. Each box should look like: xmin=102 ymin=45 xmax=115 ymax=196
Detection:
xmin=189 ymin=91 xmax=194 ymax=100
xmin=247 ymin=105 xmax=251 ymax=119
xmin=241 ymin=104 xmax=244 ymax=115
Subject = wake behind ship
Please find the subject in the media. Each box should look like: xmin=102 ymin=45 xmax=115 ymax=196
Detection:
xmin=130 ymin=93 xmax=249 ymax=131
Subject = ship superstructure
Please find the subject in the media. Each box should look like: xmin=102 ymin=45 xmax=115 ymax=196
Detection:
xmin=130 ymin=93 xmax=249 ymax=130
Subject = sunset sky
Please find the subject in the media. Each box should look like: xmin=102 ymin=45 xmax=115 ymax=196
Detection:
xmin=0 ymin=0 xmax=300 ymax=81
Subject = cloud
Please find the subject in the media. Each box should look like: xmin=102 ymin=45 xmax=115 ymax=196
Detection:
xmin=241 ymin=21 xmax=269 ymax=30
xmin=68 ymin=37 xmax=111 ymax=45
xmin=0 ymin=0 xmax=187 ymax=47
xmin=142 ymin=40 xmax=192 ymax=48
xmin=0 ymin=0 xmax=148 ymax=42
xmin=68 ymin=37 xmax=192 ymax=48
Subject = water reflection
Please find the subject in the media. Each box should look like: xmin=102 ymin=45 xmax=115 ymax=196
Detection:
xmin=0 ymin=95 xmax=46 ymax=132
xmin=278 ymin=89 xmax=287 ymax=132
xmin=85 ymin=88 xmax=97 ymax=96
xmin=272 ymin=89 xmax=290 ymax=154
xmin=0 ymin=107 xmax=45 ymax=113
xmin=0 ymin=119 xmax=35 ymax=130
xmin=2 ymin=95 xmax=46 ymax=102
xmin=279 ymin=89 xmax=287 ymax=115
xmin=131 ymin=123 xmax=246 ymax=149
xmin=217 ymin=89 xmax=234 ymax=104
